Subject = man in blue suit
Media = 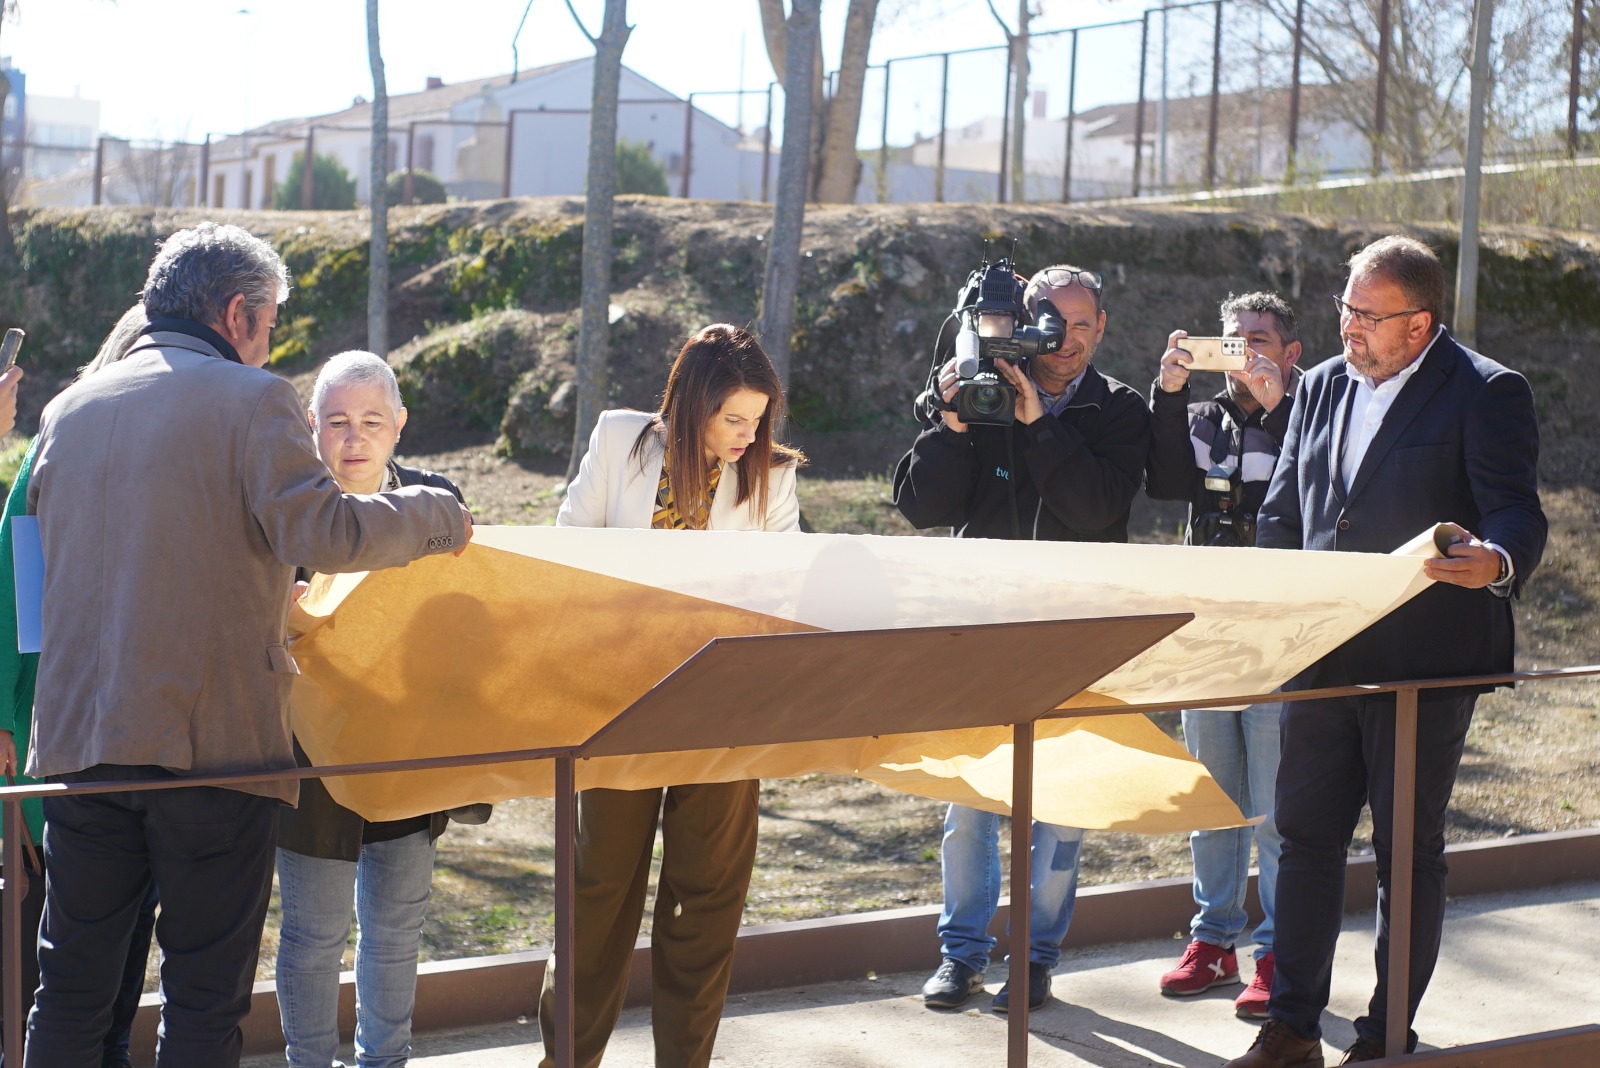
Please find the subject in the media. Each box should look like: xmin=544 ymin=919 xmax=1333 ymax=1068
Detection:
xmin=1226 ymin=236 xmax=1546 ymax=1068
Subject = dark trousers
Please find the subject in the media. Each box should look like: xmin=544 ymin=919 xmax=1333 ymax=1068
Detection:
xmin=538 ymin=781 xmax=760 ymax=1068
xmin=1 ymin=849 xmax=156 ymax=1067
xmin=24 ymin=766 xmax=279 ymax=1068
xmin=1268 ymin=692 xmax=1474 ymax=1050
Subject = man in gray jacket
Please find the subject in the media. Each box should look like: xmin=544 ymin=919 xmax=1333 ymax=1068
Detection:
xmin=23 ymin=222 xmax=472 ymax=1068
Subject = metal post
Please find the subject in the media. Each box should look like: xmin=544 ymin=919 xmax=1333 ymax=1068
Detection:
xmin=878 ymin=61 xmax=892 ymax=204
xmin=1288 ymin=0 xmax=1305 ymax=179
xmin=1386 ymin=687 xmax=1419 ymax=1060
xmin=554 ymin=755 xmax=576 ymax=1068
xmin=1570 ymin=0 xmax=1585 ymax=156
xmin=199 ymin=134 xmax=211 ymax=208
xmin=1062 ymin=30 xmax=1078 ymax=202
xmin=761 ymin=85 xmax=774 ymax=203
xmin=92 ymin=137 xmax=105 ymax=206
xmin=936 ymin=53 xmax=950 ymax=203
xmin=1007 ymin=719 xmax=1034 ymax=1066
xmin=1158 ymin=1 xmax=1169 ymax=193
xmin=301 ymin=127 xmax=315 ymax=210
xmin=405 ymin=122 xmax=416 ymax=206
xmin=998 ymin=50 xmax=1012 ymax=203
xmin=503 ymin=111 xmax=517 ymax=199
xmin=1455 ymin=0 xmax=1494 ymax=350
xmin=3 ymin=800 xmax=24 ymax=1068
xmin=1133 ymin=12 xmax=1151 ymax=197
xmin=1204 ymin=0 xmax=1223 ymax=190
xmin=1374 ymin=0 xmax=1393 ymax=175
xmin=680 ymin=95 xmax=695 ymax=198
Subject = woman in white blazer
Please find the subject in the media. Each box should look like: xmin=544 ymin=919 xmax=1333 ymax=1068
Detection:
xmin=539 ymin=324 xmax=803 ymax=1068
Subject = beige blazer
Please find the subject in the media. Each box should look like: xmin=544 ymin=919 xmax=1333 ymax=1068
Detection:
xmin=557 ymin=409 xmax=800 ymax=531
xmin=26 ymin=332 xmax=469 ymax=801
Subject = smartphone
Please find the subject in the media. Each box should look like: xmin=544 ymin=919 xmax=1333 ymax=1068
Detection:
xmin=0 ymin=328 xmax=24 ymax=374
xmin=1181 ymin=336 xmax=1247 ymax=372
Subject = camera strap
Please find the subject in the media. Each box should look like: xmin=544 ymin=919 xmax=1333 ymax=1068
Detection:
xmin=1209 ymin=406 xmax=1245 ymax=476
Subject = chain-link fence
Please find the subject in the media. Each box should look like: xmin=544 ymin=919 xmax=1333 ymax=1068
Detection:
xmin=7 ymin=1 xmax=1595 ymax=211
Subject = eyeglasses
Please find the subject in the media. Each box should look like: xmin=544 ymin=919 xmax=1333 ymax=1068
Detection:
xmin=1040 ymin=268 xmax=1103 ymax=290
xmin=1333 ymin=294 xmax=1421 ymax=331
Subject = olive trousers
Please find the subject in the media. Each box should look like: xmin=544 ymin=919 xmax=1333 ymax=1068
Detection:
xmin=538 ymin=780 xmax=759 ymax=1068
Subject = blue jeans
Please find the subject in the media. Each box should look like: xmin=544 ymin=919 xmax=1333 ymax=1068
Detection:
xmin=936 ymin=804 xmax=1083 ymax=973
xmin=1181 ymin=703 xmax=1283 ymax=959
xmin=275 ymin=831 xmax=437 ymax=1068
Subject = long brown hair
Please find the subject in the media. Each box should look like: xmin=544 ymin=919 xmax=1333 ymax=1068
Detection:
xmin=630 ymin=324 xmax=804 ymax=524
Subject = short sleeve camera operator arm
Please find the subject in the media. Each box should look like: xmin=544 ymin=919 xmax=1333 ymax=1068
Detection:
xmin=892 ymin=420 xmax=978 ymax=530
xmin=1020 ymin=379 xmax=1151 ymax=535
xmin=1144 ymin=377 xmax=1199 ymax=503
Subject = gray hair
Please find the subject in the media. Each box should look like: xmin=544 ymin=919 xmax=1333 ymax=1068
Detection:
xmin=310 ymin=351 xmax=404 ymax=423
xmin=1219 ymin=291 xmax=1298 ymax=345
xmin=76 ymin=303 xmax=149 ymax=381
xmin=141 ymin=221 xmax=290 ymax=332
xmin=1348 ymin=235 xmax=1446 ymax=329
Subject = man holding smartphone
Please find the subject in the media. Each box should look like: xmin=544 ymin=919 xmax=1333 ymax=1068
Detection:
xmin=1144 ymin=292 xmax=1301 ymax=1019
xmin=0 ymin=328 xmax=26 ymax=437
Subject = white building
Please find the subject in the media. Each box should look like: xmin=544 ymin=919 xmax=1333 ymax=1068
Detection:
xmin=200 ymin=57 xmax=769 ymax=210
xmin=872 ymin=84 xmax=1370 ymax=203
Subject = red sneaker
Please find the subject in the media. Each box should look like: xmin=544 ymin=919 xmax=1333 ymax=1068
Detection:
xmin=1160 ymin=939 xmax=1239 ymax=995
xmin=1235 ymin=951 xmax=1274 ymax=1018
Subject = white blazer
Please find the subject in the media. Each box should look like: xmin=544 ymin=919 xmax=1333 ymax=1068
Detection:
xmin=557 ymin=409 xmax=800 ymax=532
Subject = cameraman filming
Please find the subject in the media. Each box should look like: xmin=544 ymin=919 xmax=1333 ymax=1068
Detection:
xmin=1144 ymin=291 xmax=1301 ymax=1019
xmin=893 ymin=263 xmax=1150 ymax=1013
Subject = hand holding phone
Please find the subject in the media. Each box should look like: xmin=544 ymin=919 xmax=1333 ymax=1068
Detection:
xmin=0 ymin=328 xmax=23 ymax=374
xmin=1180 ymin=336 xmax=1248 ymax=372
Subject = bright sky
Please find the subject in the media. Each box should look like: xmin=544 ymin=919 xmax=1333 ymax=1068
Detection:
xmin=8 ymin=0 xmax=1140 ymax=142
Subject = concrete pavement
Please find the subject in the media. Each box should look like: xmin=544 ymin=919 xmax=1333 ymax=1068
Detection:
xmin=242 ymin=879 xmax=1600 ymax=1067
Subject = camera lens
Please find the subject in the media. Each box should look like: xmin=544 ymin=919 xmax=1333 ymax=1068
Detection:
xmin=972 ymin=384 xmax=1006 ymax=416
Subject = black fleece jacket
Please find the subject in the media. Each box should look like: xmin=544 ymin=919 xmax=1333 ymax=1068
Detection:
xmin=892 ymin=364 xmax=1151 ymax=543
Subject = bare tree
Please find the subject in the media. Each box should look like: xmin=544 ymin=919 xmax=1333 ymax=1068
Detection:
xmin=565 ymin=0 xmax=633 ymax=481
xmin=757 ymin=0 xmax=821 ymax=392
xmin=760 ymin=0 xmax=883 ymax=204
xmin=986 ymin=0 xmax=1030 ymax=202
xmin=367 ymin=0 xmax=390 ymax=357
xmin=816 ymin=0 xmax=880 ymax=202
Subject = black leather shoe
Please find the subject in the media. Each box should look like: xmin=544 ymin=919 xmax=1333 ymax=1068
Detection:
xmin=1340 ymin=1036 xmax=1387 ymax=1063
xmin=991 ymin=961 xmax=1051 ymax=1013
xmin=921 ymin=957 xmax=984 ymax=1009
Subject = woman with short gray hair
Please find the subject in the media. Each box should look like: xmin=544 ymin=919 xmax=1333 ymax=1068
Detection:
xmin=275 ymin=350 xmax=482 ymax=1068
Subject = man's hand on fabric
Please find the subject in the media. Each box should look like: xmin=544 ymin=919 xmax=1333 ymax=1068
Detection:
xmin=455 ymin=505 xmax=474 ymax=556
xmin=1423 ymin=522 xmax=1502 ymax=588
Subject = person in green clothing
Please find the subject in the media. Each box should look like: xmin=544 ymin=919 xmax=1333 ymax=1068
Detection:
xmin=0 ymin=304 xmax=157 ymax=1068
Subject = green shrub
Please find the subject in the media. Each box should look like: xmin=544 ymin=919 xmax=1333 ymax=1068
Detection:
xmin=385 ymin=168 xmax=448 ymax=205
xmin=273 ymin=153 xmax=358 ymax=211
xmin=616 ymin=140 xmax=669 ymax=197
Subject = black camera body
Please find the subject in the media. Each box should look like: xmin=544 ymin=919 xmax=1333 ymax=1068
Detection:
xmin=935 ymin=252 xmax=1065 ymax=427
xmin=1190 ymin=463 xmax=1258 ymax=547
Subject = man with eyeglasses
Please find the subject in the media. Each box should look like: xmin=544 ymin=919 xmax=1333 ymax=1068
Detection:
xmin=893 ymin=263 xmax=1151 ymax=1015
xmin=1145 ymin=292 xmax=1302 ymax=1020
xmin=1226 ymin=236 xmax=1545 ymax=1067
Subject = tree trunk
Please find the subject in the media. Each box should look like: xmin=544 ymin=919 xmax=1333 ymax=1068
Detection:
xmin=757 ymin=0 xmax=821 ymax=395
xmin=566 ymin=0 xmax=633 ymax=481
xmin=367 ymin=0 xmax=389 ymax=357
xmin=760 ymin=1 xmax=829 ymax=202
xmin=815 ymin=0 xmax=879 ymax=203
xmin=1009 ymin=0 xmax=1029 ymax=203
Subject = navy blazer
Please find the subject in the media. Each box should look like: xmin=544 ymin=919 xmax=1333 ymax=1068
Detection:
xmin=1257 ymin=329 xmax=1546 ymax=690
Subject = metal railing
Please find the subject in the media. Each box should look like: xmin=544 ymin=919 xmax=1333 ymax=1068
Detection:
xmin=0 ymin=661 xmax=1596 ymax=1066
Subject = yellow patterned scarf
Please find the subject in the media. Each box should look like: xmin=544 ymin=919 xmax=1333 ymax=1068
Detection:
xmin=652 ymin=454 xmax=722 ymax=531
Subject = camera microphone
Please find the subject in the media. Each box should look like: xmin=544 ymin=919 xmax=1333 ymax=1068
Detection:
xmin=954 ymin=323 xmax=981 ymax=379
